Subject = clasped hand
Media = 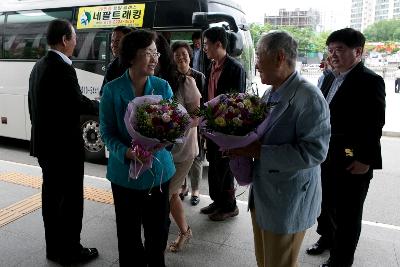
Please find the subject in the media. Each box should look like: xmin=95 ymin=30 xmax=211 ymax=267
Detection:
xmin=225 ymin=140 xmax=261 ymax=159
xmin=125 ymin=144 xmax=164 ymax=160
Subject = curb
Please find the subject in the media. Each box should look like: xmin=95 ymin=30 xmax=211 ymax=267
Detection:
xmin=383 ymin=131 xmax=400 ymax=137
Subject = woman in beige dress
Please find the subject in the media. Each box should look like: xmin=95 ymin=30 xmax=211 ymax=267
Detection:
xmin=168 ymin=41 xmax=203 ymax=252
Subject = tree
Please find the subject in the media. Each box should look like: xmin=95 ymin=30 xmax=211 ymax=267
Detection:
xmin=314 ymin=31 xmax=331 ymax=53
xmin=279 ymin=26 xmax=315 ymax=54
xmin=364 ymin=19 xmax=400 ymax=41
xmin=249 ymin=23 xmax=272 ymax=48
xmin=249 ymin=23 xmax=331 ymax=55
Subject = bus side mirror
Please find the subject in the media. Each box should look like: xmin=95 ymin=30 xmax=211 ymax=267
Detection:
xmin=227 ymin=31 xmax=243 ymax=57
xmin=192 ymin=12 xmax=239 ymax=32
xmin=192 ymin=12 xmax=208 ymax=29
xmin=239 ymin=24 xmax=249 ymax=31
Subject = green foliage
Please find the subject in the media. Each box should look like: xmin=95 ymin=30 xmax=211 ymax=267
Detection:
xmin=249 ymin=23 xmax=272 ymax=48
xmin=249 ymin=23 xmax=331 ymax=54
xmin=313 ymin=31 xmax=331 ymax=53
xmin=364 ymin=19 xmax=400 ymax=41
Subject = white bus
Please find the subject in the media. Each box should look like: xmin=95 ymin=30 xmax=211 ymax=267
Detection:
xmin=0 ymin=0 xmax=255 ymax=162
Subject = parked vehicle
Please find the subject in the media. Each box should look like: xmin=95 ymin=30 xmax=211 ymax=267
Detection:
xmin=0 ymin=0 xmax=255 ymax=162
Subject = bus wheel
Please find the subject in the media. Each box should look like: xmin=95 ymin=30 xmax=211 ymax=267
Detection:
xmin=80 ymin=115 xmax=105 ymax=163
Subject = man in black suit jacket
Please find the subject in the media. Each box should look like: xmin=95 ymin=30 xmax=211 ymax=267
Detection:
xmin=28 ymin=19 xmax=99 ymax=264
xmin=306 ymin=28 xmax=386 ymax=267
xmin=199 ymin=26 xmax=246 ymax=221
xmin=99 ymin=26 xmax=133 ymax=96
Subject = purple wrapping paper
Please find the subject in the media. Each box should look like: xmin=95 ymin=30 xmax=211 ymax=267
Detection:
xmin=229 ymin=156 xmax=254 ymax=186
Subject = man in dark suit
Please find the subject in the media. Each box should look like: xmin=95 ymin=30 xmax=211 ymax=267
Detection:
xmin=305 ymin=28 xmax=386 ymax=267
xmin=28 ymin=19 xmax=99 ymax=264
xmin=199 ymin=26 xmax=246 ymax=221
xmin=190 ymin=31 xmax=202 ymax=72
xmin=99 ymin=26 xmax=133 ymax=96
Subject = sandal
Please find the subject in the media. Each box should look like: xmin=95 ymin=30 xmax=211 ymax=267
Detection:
xmin=179 ymin=186 xmax=189 ymax=201
xmin=190 ymin=195 xmax=200 ymax=206
xmin=169 ymin=226 xmax=192 ymax=252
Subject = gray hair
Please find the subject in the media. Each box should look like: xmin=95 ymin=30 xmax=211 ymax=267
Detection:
xmin=257 ymin=31 xmax=298 ymax=69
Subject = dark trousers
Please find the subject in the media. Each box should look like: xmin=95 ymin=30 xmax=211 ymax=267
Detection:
xmin=38 ymin=156 xmax=84 ymax=257
xmin=317 ymin=161 xmax=371 ymax=266
xmin=111 ymin=181 xmax=170 ymax=267
xmin=206 ymin=141 xmax=236 ymax=211
xmin=395 ymin=78 xmax=400 ymax=93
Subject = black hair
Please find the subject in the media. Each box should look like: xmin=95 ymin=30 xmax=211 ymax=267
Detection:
xmin=113 ymin=26 xmax=134 ymax=35
xmin=203 ymin=27 xmax=228 ymax=50
xmin=326 ymin=28 xmax=366 ymax=48
xmin=155 ymin=33 xmax=175 ymax=84
xmin=170 ymin=41 xmax=195 ymax=94
xmin=171 ymin=41 xmax=193 ymax=59
xmin=119 ymin=29 xmax=157 ymax=68
xmin=192 ymin=31 xmax=201 ymax=40
xmin=46 ymin=19 xmax=73 ymax=46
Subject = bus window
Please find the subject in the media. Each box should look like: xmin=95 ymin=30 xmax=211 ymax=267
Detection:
xmin=72 ymin=31 xmax=107 ymax=76
xmin=4 ymin=10 xmax=72 ymax=59
xmin=0 ymin=14 xmax=4 ymax=59
xmin=169 ymin=32 xmax=193 ymax=44
xmin=74 ymin=31 xmax=107 ymax=61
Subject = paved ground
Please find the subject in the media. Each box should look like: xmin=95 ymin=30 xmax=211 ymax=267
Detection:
xmin=0 ymin=74 xmax=399 ymax=266
xmin=1 ymin=159 xmax=400 ymax=267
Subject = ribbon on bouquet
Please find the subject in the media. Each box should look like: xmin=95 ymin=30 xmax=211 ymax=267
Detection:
xmin=129 ymin=143 xmax=165 ymax=194
xmin=130 ymin=144 xmax=153 ymax=179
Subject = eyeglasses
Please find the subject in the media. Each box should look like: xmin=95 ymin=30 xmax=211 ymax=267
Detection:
xmin=327 ymin=47 xmax=345 ymax=55
xmin=143 ymin=51 xmax=161 ymax=59
xmin=326 ymin=46 xmax=360 ymax=56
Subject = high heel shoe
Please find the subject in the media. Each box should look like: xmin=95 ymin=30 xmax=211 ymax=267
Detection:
xmin=169 ymin=226 xmax=192 ymax=252
xmin=179 ymin=186 xmax=189 ymax=201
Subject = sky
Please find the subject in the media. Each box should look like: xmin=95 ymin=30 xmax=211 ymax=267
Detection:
xmin=233 ymin=0 xmax=352 ymax=25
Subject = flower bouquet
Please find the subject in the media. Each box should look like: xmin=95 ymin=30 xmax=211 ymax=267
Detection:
xmin=200 ymin=93 xmax=274 ymax=186
xmin=124 ymin=95 xmax=191 ymax=179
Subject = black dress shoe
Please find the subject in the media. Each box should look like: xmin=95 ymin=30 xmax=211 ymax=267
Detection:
xmin=74 ymin=247 xmax=99 ymax=263
xmin=306 ymin=238 xmax=331 ymax=255
xmin=321 ymin=258 xmax=352 ymax=267
xmin=46 ymin=253 xmax=60 ymax=263
xmin=320 ymin=258 xmax=331 ymax=267
xmin=60 ymin=247 xmax=99 ymax=264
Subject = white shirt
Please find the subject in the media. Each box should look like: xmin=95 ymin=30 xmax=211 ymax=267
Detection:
xmin=49 ymin=49 xmax=72 ymax=66
xmin=192 ymin=48 xmax=201 ymax=71
xmin=395 ymin=69 xmax=400 ymax=79
xmin=325 ymin=64 xmax=357 ymax=104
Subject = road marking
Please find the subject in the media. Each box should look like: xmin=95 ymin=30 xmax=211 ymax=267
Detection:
xmin=0 ymin=172 xmax=114 ymax=228
xmin=0 ymin=172 xmax=114 ymax=205
xmin=0 ymin=172 xmax=42 ymax=188
xmin=0 ymin=159 xmax=42 ymax=170
xmin=1 ymin=160 xmax=400 ymax=232
xmin=0 ymin=193 xmax=41 ymax=228
xmin=361 ymin=220 xmax=400 ymax=231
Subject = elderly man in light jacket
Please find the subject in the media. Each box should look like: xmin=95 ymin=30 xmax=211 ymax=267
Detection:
xmin=231 ymin=31 xmax=331 ymax=267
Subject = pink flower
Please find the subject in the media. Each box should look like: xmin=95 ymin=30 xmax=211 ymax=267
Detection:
xmin=162 ymin=113 xmax=171 ymax=123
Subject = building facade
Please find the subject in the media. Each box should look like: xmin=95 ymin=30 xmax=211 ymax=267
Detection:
xmin=264 ymin=8 xmax=321 ymax=30
xmin=350 ymin=0 xmax=376 ymax=31
xmin=350 ymin=0 xmax=400 ymax=31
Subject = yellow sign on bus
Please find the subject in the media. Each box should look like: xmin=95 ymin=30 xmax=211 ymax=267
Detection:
xmin=77 ymin=4 xmax=146 ymax=29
